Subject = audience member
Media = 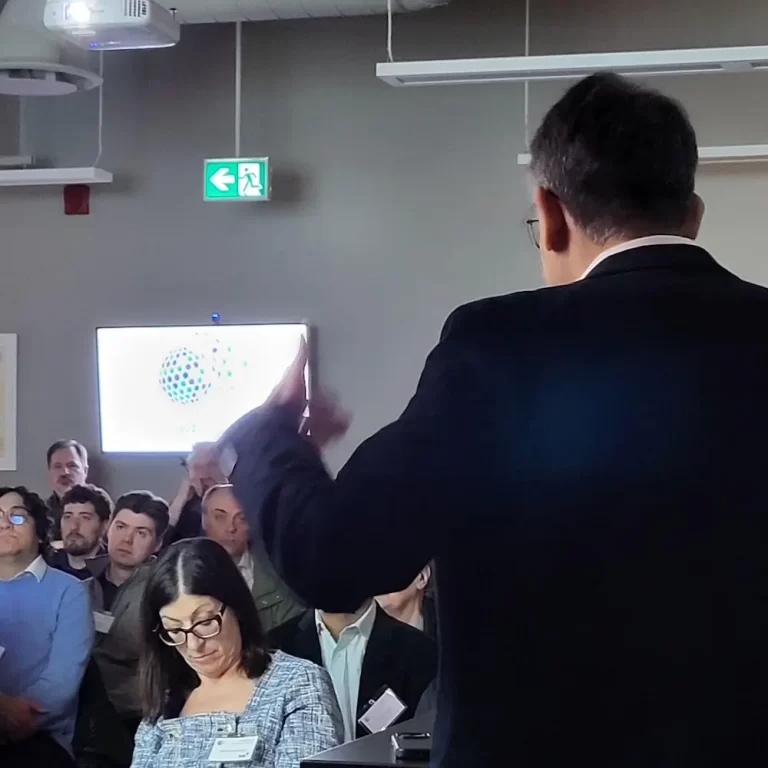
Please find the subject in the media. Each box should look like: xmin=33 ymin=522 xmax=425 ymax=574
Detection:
xmin=89 ymin=491 xmax=169 ymax=732
xmin=46 ymin=440 xmax=89 ymax=540
xmin=376 ymin=564 xmax=436 ymax=638
xmin=269 ymin=599 xmax=436 ymax=742
xmin=71 ymin=658 xmax=134 ymax=768
xmin=48 ymin=485 xmax=111 ymax=581
xmin=131 ymin=538 xmax=342 ymax=768
xmin=202 ymin=484 xmax=304 ymax=632
xmin=165 ymin=443 xmax=226 ymax=544
xmin=0 ymin=486 xmax=94 ymax=762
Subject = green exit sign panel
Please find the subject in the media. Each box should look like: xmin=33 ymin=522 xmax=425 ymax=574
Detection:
xmin=204 ymin=158 xmax=270 ymax=201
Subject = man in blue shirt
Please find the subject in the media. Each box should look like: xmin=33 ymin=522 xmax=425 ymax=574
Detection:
xmin=0 ymin=486 xmax=94 ymax=760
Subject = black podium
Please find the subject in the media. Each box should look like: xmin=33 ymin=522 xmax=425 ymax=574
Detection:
xmin=301 ymin=713 xmax=435 ymax=768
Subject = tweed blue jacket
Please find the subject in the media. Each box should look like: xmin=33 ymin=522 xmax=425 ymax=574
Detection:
xmin=130 ymin=651 xmax=343 ymax=768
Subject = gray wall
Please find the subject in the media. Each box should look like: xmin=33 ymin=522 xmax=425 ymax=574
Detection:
xmin=2 ymin=0 xmax=768 ymax=498
xmin=0 ymin=96 xmax=18 ymax=155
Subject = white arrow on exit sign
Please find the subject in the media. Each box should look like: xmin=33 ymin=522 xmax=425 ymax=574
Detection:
xmin=210 ymin=167 xmax=235 ymax=192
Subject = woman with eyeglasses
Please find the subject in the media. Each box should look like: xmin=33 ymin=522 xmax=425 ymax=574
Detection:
xmin=131 ymin=538 xmax=342 ymax=768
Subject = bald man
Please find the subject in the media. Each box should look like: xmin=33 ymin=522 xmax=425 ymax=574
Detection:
xmin=201 ymin=484 xmax=304 ymax=633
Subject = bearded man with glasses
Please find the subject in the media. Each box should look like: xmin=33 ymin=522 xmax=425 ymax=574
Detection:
xmin=0 ymin=486 xmax=94 ymax=767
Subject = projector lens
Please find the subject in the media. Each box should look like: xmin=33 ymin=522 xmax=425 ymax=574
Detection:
xmin=66 ymin=2 xmax=92 ymax=23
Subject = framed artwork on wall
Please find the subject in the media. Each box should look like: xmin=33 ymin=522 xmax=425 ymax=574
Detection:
xmin=0 ymin=334 xmax=17 ymax=471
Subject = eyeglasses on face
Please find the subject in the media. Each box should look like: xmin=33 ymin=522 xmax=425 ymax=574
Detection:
xmin=157 ymin=605 xmax=227 ymax=647
xmin=0 ymin=507 xmax=30 ymax=526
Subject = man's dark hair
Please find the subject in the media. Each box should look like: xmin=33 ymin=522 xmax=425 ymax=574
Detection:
xmin=113 ymin=491 xmax=170 ymax=539
xmin=46 ymin=439 xmax=88 ymax=467
xmin=0 ymin=486 xmax=51 ymax=548
xmin=139 ymin=538 xmax=270 ymax=720
xmin=61 ymin=484 xmax=113 ymax=523
xmin=529 ymin=73 xmax=698 ymax=244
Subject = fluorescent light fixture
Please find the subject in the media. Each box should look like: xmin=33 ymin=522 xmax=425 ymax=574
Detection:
xmin=517 ymin=145 xmax=768 ymax=167
xmin=697 ymin=145 xmax=768 ymax=164
xmin=0 ymin=167 xmax=113 ymax=186
xmin=0 ymin=156 xmax=33 ymax=168
xmin=377 ymin=45 xmax=768 ymax=87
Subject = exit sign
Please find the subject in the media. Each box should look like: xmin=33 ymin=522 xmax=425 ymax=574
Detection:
xmin=204 ymin=158 xmax=270 ymax=201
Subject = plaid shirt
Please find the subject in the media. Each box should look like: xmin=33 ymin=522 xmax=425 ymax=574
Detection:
xmin=130 ymin=651 xmax=342 ymax=768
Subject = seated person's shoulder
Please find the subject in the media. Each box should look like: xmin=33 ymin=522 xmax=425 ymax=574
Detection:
xmin=133 ymin=558 xmax=156 ymax=585
xmin=266 ymin=609 xmax=309 ymax=651
xmin=380 ymin=611 xmax=437 ymax=659
xmin=268 ymin=650 xmax=334 ymax=700
xmin=43 ymin=562 xmax=89 ymax=594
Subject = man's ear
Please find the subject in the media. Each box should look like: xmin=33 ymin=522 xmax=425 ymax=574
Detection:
xmin=682 ymin=193 xmax=705 ymax=239
xmin=534 ymin=186 xmax=569 ymax=254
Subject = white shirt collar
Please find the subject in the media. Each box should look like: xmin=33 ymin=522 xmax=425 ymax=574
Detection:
xmin=315 ymin=600 xmax=377 ymax=643
xmin=237 ymin=549 xmax=253 ymax=570
xmin=580 ymin=235 xmax=697 ymax=280
xmin=7 ymin=554 xmax=47 ymax=582
xmin=236 ymin=549 xmax=254 ymax=589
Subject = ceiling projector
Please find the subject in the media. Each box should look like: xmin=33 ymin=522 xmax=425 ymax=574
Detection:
xmin=44 ymin=0 xmax=180 ymax=51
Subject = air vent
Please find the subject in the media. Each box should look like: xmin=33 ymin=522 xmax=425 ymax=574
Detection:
xmin=0 ymin=61 xmax=102 ymax=96
xmin=125 ymin=0 xmax=149 ymax=18
xmin=172 ymin=0 xmax=448 ymax=24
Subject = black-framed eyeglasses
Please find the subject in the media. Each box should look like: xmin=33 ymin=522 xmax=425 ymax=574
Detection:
xmin=0 ymin=507 xmax=30 ymax=526
xmin=156 ymin=606 xmax=227 ymax=647
xmin=525 ymin=216 xmax=540 ymax=249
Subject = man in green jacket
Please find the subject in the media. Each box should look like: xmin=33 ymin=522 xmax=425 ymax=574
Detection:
xmin=201 ymin=484 xmax=304 ymax=632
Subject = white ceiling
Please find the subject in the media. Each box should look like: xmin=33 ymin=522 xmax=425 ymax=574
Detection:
xmin=165 ymin=0 xmax=447 ymax=24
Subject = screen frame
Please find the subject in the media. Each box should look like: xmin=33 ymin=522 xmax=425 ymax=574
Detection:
xmin=94 ymin=321 xmax=314 ymax=456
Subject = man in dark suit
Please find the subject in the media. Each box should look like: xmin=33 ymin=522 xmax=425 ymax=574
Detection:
xmin=268 ymin=600 xmax=436 ymax=742
xmin=219 ymin=73 xmax=768 ymax=766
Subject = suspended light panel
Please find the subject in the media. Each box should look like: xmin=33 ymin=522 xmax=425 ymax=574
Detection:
xmin=377 ymin=45 xmax=768 ymax=87
xmin=517 ymin=145 xmax=768 ymax=167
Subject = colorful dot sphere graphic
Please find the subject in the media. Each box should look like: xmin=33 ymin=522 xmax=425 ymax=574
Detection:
xmin=158 ymin=347 xmax=214 ymax=404
xmin=210 ymin=341 xmax=249 ymax=389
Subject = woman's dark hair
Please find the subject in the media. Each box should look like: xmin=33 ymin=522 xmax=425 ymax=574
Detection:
xmin=139 ymin=537 xmax=270 ymax=721
xmin=0 ymin=486 xmax=51 ymax=548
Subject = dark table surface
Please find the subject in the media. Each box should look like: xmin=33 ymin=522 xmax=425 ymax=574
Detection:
xmin=301 ymin=713 xmax=435 ymax=767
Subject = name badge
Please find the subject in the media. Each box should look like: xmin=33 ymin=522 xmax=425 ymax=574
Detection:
xmin=93 ymin=611 xmax=115 ymax=634
xmin=207 ymin=736 xmax=259 ymax=763
xmin=358 ymin=687 xmax=407 ymax=734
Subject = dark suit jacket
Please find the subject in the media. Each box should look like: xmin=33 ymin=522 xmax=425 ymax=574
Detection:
xmin=230 ymin=244 xmax=768 ymax=767
xmin=268 ymin=606 xmax=437 ymax=739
